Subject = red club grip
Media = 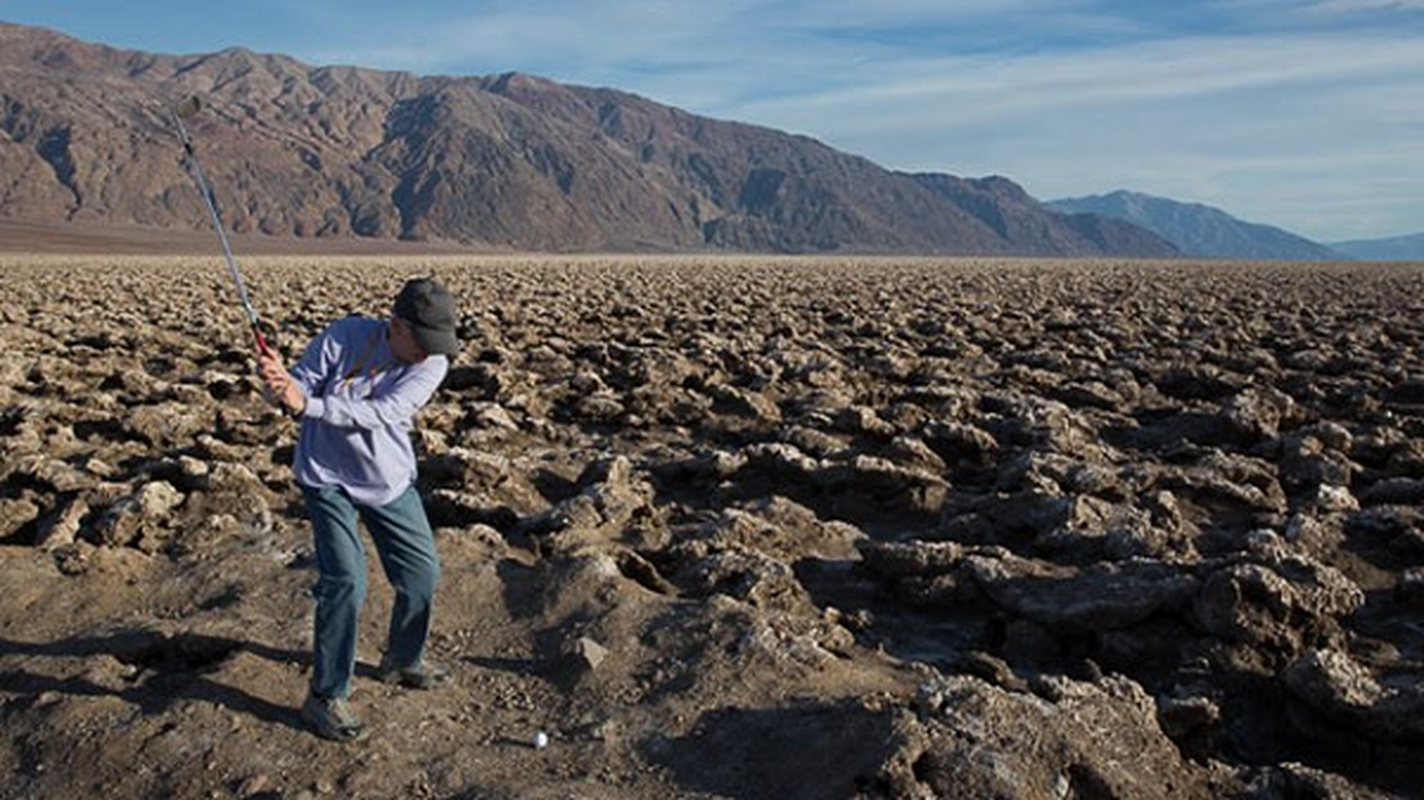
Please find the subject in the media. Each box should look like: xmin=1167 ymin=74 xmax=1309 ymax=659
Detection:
xmin=253 ymin=324 xmax=274 ymax=356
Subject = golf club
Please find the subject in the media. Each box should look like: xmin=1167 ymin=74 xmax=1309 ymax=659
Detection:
xmin=168 ymin=95 xmax=274 ymax=356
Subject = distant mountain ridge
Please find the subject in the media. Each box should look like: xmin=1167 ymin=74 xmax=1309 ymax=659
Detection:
xmin=1329 ymin=232 xmax=1424 ymax=262
xmin=0 ymin=22 xmax=1178 ymax=257
xmin=910 ymin=175 xmax=1177 ymax=257
xmin=1046 ymin=190 xmax=1345 ymax=262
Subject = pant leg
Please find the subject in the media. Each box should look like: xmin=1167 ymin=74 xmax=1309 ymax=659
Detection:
xmin=357 ymin=485 xmax=441 ymax=667
xmin=302 ymin=484 xmax=368 ymax=699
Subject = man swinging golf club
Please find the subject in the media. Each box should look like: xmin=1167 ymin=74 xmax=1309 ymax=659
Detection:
xmin=257 ymin=277 xmax=460 ymax=742
xmin=167 ymin=93 xmax=457 ymax=741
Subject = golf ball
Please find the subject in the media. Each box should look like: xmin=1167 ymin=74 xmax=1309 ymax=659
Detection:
xmin=533 ymin=731 xmax=549 ymax=749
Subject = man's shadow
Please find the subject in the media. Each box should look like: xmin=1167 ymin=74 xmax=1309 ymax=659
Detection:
xmin=0 ymin=629 xmax=309 ymax=733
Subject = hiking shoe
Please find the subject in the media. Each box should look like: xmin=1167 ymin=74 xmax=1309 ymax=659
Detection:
xmin=301 ymin=694 xmax=367 ymax=742
xmin=377 ymin=655 xmax=450 ymax=689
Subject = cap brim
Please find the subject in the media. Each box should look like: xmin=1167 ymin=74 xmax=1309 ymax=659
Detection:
xmin=412 ymin=325 xmax=459 ymax=356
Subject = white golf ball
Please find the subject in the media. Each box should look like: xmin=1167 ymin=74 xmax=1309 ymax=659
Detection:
xmin=533 ymin=731 xmax=549 ymax=749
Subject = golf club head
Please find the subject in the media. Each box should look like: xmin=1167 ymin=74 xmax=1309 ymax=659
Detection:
xmin=173 ymin=95 xmax=204 ymax=120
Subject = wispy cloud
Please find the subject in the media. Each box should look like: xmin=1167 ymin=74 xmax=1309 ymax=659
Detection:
xmin=769 ymin=31 xmax=1422 ymax=237
xmin=1309 ymin=0 xmax=1424 ymax=12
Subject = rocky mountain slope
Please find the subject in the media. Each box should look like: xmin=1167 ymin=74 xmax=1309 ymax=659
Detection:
xmin=1047 ymin=190 xmax=1342 ymax=262
xmin=0 ymin=22 xmax=1176 ymax=256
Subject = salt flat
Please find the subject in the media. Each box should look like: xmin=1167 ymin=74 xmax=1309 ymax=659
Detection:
xmin=2 ymin=255 xmax=1421 ymax=799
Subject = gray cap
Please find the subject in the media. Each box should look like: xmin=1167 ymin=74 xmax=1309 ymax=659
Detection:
xmin=394 ymin=278 xmax=459 ymax=356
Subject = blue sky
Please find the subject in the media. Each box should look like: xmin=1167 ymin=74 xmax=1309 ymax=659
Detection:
xmin=4 ymin=0 xmax=1422 ymax=241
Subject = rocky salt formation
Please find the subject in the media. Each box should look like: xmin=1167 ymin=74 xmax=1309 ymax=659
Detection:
xmin=1 ymin=254 xmax=1422 ymax=798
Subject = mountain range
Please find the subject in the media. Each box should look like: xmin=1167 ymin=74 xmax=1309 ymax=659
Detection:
xmin=0 ymin=22 xmax=1177 ymax=257
xmin=1047 ymin=192 xmax=1424 ymax=262
xmin=5 ymin=22 xmax=1417 ymax=261
xmin=1044 ymin=191 xmax=1348 ymax=261
xmin=1328 ymin=232 xmax=1424 ymax=262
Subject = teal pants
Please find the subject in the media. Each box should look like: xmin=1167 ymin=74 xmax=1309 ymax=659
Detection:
xmin=302 ymin=483 xmax=441 ymax=699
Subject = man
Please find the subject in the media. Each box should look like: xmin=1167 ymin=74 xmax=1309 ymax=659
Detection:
xmin=257 ymin=277 xmax=459 ymax=742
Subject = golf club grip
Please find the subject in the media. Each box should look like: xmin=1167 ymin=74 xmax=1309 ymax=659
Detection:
xmin=253 ymin=325 xmax=274 ymax=356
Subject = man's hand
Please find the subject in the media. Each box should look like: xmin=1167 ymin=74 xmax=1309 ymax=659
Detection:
xmin=256 ymin=348 xmax=307 ymax=416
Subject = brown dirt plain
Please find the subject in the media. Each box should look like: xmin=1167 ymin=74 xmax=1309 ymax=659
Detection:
xmin=2 ymin=253 xmax=1424 ymax=799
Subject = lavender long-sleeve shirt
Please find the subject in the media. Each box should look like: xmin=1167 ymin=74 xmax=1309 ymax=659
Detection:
xmin=288 ymin=316 xmax=448 ymax=507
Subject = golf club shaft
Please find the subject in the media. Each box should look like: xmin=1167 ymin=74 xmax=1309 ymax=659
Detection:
xmin=170 ymin=107 xmax=273 ymax=355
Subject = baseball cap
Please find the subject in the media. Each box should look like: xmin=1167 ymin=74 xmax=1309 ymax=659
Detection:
xmin=394 ymin=278 xmax=460 ymax=356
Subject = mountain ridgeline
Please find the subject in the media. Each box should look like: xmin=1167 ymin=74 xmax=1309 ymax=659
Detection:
xmin=1046 ymin=190 xmax=1346 ymax=262
xmin=1329 ymin=232 xmax=1424 ymax=262
xmin=0 ymin=22 xmax=1177 ymax=256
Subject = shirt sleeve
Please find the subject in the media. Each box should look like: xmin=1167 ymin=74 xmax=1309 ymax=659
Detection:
xmin=302 ymin=356 xmax=447 ymax=430
xmin=287 ymin=323 xmax=342 ymax=398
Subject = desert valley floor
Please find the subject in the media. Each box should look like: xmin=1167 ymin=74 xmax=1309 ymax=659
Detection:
xmin=2 ymin=254 xmax=1423 ymax=799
